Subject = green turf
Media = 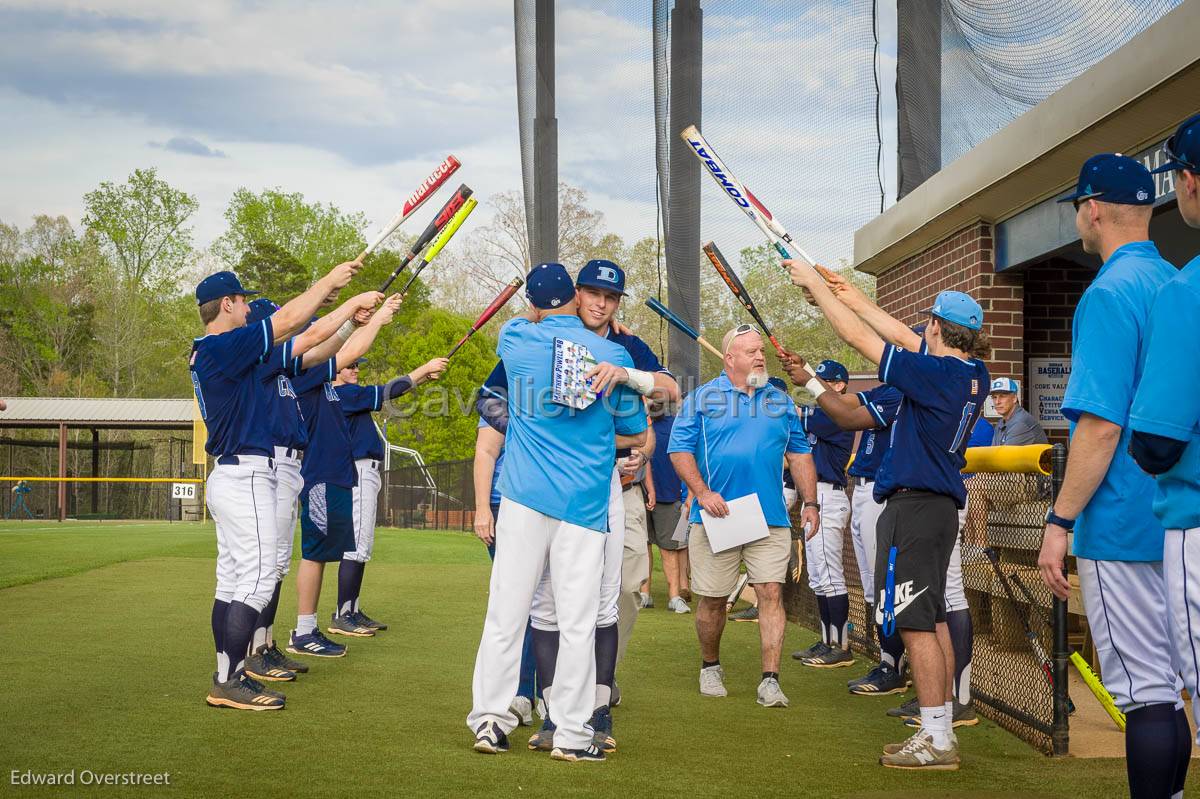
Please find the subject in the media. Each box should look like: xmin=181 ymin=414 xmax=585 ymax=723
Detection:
xmin=0 ymin=520 xmax=1140 ymax=797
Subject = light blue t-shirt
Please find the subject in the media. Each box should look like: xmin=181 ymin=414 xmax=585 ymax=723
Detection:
xmin=476 ymin=417 xmax=506 ymax=507
xmin=1062 ymin=240 xmax=1175 ymax=561
xmin=667 ymin=373 xmax=811 ymax=528
xmin=1129 ymin=253 xmax=1200 ymax=531
xmin=495 ymin=316 xmax=647 ymax=532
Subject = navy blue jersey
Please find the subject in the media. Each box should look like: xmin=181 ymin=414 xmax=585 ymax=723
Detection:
xmin=191 ymin=318 xmax=275 ymax=457
xmin=291 ymin=357 xmax=357 ymax=490
xmin=334 ymin=383 xmax=386 ymax=461
xmin=874 ymin=341 xmax=990 ymax=508
xmin=800 ymin=406 xmax=854 ymax=487
xmin=847 ymin=385 xmax=902 ymax=480
xmin=255 ymin=342 xmax=308 ymax=451
xmin=648 ymin=414 xmax=682 ymax=503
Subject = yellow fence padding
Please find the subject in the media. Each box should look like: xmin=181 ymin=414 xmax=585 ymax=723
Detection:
xmin=962 ymin=444 xmax=1052 ymax=476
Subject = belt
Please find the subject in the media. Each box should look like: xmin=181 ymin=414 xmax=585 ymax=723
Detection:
xmin=274 ymin=446 xmax=303 ymax=462
xmin=217 ymin=454 xmax=274 ymax=468
xmin=853 ymin=476 xmax=873 ymax=487
xmin=818 ymin=480 xmax=847 ymax=491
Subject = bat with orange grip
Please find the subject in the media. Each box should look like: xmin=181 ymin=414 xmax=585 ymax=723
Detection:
xmin=703 ymin=241 xmax=786 ymax=358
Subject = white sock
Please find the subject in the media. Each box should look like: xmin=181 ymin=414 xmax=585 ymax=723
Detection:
xmin=297 ymin=614 xmax=317 ymax=636
xmin=595 ymin=684 xmax=611 ymax=710
xmin=338 ymin=600 xmax=352 ymax=616
xmin=352 ymin=597 xmax=360 ymax=613
xmin=920 ymin=706 xmax=951 ymax=748
xmin=945 ymin=700 xmax=954 ymax=719
xmin=265 ymin=624 xmax=273 ymax=645
xmin=251 ymin=626 xmax=267 ymax=653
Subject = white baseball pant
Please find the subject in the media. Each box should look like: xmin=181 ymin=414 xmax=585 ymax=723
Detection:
xmin=1078 ymin=556 xmax=1181 ymax=712
xmin=345 ymin=458 xmax=382 ymax=563
xmin=273 ymin=448 xmax=303 ymax=579
xmin=1165 ymin=528 xmax=1200 ymax=743
xmin=944 ymin=503 xmax=969 ymax=612
xmin=850 ymin=479 xmax=885 ymax=606
xmin=616 ymin=482 xmax=649 ymax=665
xmin=805 ymin=481 xmax=851 ymax=596
xmin=207 ymin=455 xmax=278 ymax=611
xmin=468 ymin=498 xmax=604 ymax=751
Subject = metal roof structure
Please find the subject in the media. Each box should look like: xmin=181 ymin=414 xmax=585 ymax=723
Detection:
xmin=0 ymin=397 xmax=195 ymax=429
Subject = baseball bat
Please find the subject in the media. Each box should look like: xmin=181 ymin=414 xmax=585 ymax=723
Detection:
xmin=681 ymin=125 xmax=816 ymax=267
xmin=398 ymin=197 xmax=478 ymax=295
xmin=447 ymin=277 xmax=524 ymax=358
xmin=1009 ymin=570 xmax=1124 ymax=731
xmin=644 ymin=297 xmax=723 ymax=359
xmin=703 ymin=241 xmax=788 ymax=358
xmin=358 ymin=155 xmax=461 ymax=261
xmin=378 ymin=184 xmax=473 ymax=293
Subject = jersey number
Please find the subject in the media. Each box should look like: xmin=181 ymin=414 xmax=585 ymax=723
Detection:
xmin=949 ymin=402 xmax=977 ymax=453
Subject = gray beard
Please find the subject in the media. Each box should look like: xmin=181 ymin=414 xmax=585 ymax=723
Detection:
xmin=747 ymin=370 xmax=768 ymax=388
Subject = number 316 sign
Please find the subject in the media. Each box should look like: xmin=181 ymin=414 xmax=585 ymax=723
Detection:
xmin=171 ymin=483 xmax=197 ymax=500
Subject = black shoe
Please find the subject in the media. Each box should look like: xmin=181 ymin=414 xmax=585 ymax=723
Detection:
xmin=473 ymin=721 xmax=510 ymax=754
xmin=352 ymin=609 xmax=388 ymax=631
xmin=265 ymin=641 xmax=309 ymax=674
xmin=245 ymin=646 xmax=297 ymax=682
xmin=551 ymin=744 xmax=606 ymax=762
xmin=205 ymin=673 xmax=284 ymax=711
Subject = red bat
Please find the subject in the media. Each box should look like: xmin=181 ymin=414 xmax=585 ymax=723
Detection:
xmin=378 ymin=184 xmax=472 ymax=292
xmin=447 ymin=278 xmax=524 ymax=358
xmin=357 ymin=155 xmax=460 ymax=261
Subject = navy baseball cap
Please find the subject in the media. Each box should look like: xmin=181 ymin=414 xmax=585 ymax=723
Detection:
xmin=525 ymin=263 xmax=576 ymax=309
xmin=924 ymin=290 xmax=983 ymax=331
xmin=195 ymin=271 xmax=258 ymax=305
xmin=343 ymin=357 xmax=367 ymax=368
xmin=1057 ymin=153 xmax=1155 ymax=206
xmin=246 ymin=298 xmax=279 ymax=326
xmin=767 ymin=376 xmax=788 ymax=392
xmin=1152 ymin=113 xmax=1200 ymax=175
xmin=815 ymin=359 xmax=849 ymax=383
xmin=576 ymin=259 xmax=628 ymax=296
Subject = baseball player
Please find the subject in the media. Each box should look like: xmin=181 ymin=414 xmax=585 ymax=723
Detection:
xmin=331 ymin=354 xmax=448 ymax=634
xmin=1037 ymin=153 xmax=1189 ymax=799
xmin=788 ymin=359 xmax=855 ymax=669
xmin=192 ymin=263 xmax=358 ymax=711
xmin=467 ymin=263 xmax=647 ymax=763
xmin=790 ymin=259 xmax=989 ymax=770
xmin=285 ymin=294 xmax=404 ymax=657
xmin=240 ymin=291 xmax=384 ymax=684
xmin=1130 ymin=113 xmax=1200 ymax=782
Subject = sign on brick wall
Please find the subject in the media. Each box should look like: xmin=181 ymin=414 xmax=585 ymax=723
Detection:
xmin=1028 ymin=357 xmax=1071 ymax=429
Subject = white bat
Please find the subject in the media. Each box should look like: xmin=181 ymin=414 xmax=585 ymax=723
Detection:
xmin=357 ymin=154 xmax=461 ymax=260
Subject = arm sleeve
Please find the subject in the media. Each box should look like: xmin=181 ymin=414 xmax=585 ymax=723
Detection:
xmin=383 ymin=377 xmax=415 ymax=401
xmin=289 ymin=357 xmax=337 ymax=395
xmin=667 ymin=391 xmax=701 ymax=454
xmin=1062 ymin=287 xmax=1140 ymax=426
xmin=1130 ymin=283 xmax=1200 ymax=441
xmin=211 ymin=318 xmax=274 ymax=379
xmin=786 ymin=399 xmax=812 ymax=454
xmin=878 ymin=343 xmax=948 ymax=404
xmin=336 ymin=384 xmax=386 ymax=413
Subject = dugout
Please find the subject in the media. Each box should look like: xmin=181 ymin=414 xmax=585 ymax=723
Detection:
xmin=841 ymin=1 xmax=1200 ymax=757
xmin=0 ymin=398 xmax=203 ymax=522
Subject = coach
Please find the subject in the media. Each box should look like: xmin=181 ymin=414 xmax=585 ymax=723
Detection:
xmin=668 ymin=325 xmax=819 ymax=709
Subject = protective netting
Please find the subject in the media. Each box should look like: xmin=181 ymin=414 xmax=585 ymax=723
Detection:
xmin=939 ymin=0 xmax=1182 ymax=168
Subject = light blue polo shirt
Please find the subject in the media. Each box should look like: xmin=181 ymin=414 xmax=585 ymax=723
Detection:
xmin=495 ymin=316 xmax=647 ymax=532
xmin=1130 ymin=253 xmax=1200 ymax=531
xmin=1062 ymin=240 xmax=1175 ymax=561
xmin=667 ymin=373 xmax=810 ymax=528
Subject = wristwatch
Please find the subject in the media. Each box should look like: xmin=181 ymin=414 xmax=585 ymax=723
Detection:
xmin=803 ymin=501 xmax=820 ymax=511
xmin=1045 ymin=507 xmax=1075 ymax=531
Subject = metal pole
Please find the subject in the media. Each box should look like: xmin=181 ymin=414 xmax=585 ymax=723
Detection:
xmin=57 ymin=423 xmax=67 ymax=522
xmin=532 ymin=0 xmax=557 ymax=264
xmin=1050 ymin=442 xmax=1070 ymax=756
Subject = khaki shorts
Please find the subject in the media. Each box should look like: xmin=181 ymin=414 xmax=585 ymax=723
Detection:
xmin=688 ymin=522 xmax=791 ymax=597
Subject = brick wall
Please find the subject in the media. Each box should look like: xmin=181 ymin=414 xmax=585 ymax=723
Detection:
xmin=875 ymin=222 xmax=1025 ymax=383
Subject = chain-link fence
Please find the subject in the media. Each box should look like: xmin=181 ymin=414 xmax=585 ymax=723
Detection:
xmin=379 ymin=457 xmax=475 ymax=532
xmin=1 ymin=478 xmax=204 ymax=522
xmin=784 ymin=444 xmax=1067 ymax=754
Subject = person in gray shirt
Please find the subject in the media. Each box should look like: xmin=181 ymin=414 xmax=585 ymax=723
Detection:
xmin=990 ymin=378 xmax=1049 ymax=445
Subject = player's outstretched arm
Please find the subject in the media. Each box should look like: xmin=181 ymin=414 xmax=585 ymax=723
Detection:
xmin=785 ymin=263 xmax=886 ymax=365
xmin=778 ymin=348 xmax=877 ymax=430
xmin=335 ymin=294 xmax=403 ymax=370
xmin=794 ymin=263 xmax=922 ymax=352
xmin=271 ymin=260 xmax=362 ymax=343
xmin=294 ymin=292 xmax=383 ymax=367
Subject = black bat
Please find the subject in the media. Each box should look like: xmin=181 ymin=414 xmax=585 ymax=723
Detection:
xmin=378 ymin=183 xmax=472 ymax=293
xmin=703 ymin=241 xmax=786 ymax=358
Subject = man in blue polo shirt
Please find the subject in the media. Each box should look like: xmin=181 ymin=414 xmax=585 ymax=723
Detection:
xmin=1036 ymin=153 xmax=1189 ymax=798
xmin=788 ymin=260 xmax=989 ymax=770
xmin=467 ymin=263 xmax=647 ymax=763
xmin=1130 ymin=114 xmax=1200 ymax=790
xmin=669 ymin=325 xmax=819 ymax=710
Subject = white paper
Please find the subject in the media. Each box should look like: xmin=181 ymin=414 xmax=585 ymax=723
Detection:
xmin=699 ymin=493 xmax=770 ymax=553
xmin=671 ymin=504 xmax=691 ymax=544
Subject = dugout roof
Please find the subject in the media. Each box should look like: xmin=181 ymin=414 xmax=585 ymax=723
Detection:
xmin=0 ymin=398 xmax=195 ymax=430
xmin=854 ymin=0 xmax=1200 ymax=276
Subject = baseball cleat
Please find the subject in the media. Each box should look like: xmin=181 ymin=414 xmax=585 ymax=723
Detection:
xmin=887 ymin=696 xmax=920 ymax=719
xmin=904 ymin=700 xmax=979 ymax=728
xmin=287 ymin=629 xmax=347 ymax=658
xmin=884 ymin=729 xmax=957 ymax=755
xmin=328 ymin=612 xmax=374 ymax=638
xmin=699 ymin=665 xmax=728 ymax=697
xmin=804 ymin=646 xmax=854 ymax=668
xmin=265 ymin=641 xmax=309 ymax=673
xmin=510 ymin=695 xmax=534 ymax=726
xmin=729 ymin=605 xmax=759 ymax=622
xmin=791 ymin=641 xmax=828 ymax=661
xmin=880 ymin=730 xmax=959 ymax=770
xmin=206 ymin=673 xmax=285 ymax=711
xmin=473 ymin=721 xmax=509 ymax=754
xmin=551 ymin=744 xmax=606 ymax=763
xmin=756 ymin=677 xmax=789 ymax=708
xmin=589 ymin=705 xmax=616 ymax=753
xmin=245 ymin=646 xmax=297 ymax=682
xmin=352 ymin=609 xmax=387 ymax=631
xmin=528 ymin=718 xmax=557 ymax=751
xmin=849 ymin=664 xmax=908 ymax=695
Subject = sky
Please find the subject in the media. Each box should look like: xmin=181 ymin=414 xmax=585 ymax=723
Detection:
xmin=0 ymin=0 xmax=896 ymax=267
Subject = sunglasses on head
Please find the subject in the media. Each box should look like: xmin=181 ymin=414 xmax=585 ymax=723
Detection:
xmin=733 ymin=323 xmax=758 ymax=336
xmin=1072 ymin=192 xmax=1104 ymax=212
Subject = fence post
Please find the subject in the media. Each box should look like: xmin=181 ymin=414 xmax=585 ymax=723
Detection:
xmin=1050 ymin=442 xmax=1070 ymax=756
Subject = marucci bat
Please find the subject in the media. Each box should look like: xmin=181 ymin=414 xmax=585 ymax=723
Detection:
xmin=644 ymin=297 xmax=723 ymax=359
xmin=447 ymin=277 xmax=524 ymax=359
xmin=378 ymin=184 xmax=472 ymax=293
xmin=358 ymin=155 xmax=460 ymax=262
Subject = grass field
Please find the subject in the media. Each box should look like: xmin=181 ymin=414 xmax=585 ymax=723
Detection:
xmin=0 ymin=520 xmax=1141 ymax=798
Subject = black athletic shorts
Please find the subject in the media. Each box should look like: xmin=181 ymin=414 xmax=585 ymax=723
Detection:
xmin=873 ymin=490 xmax=958 ymax=633
xmin=300 ymin=482 xmax=355 ymax=563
